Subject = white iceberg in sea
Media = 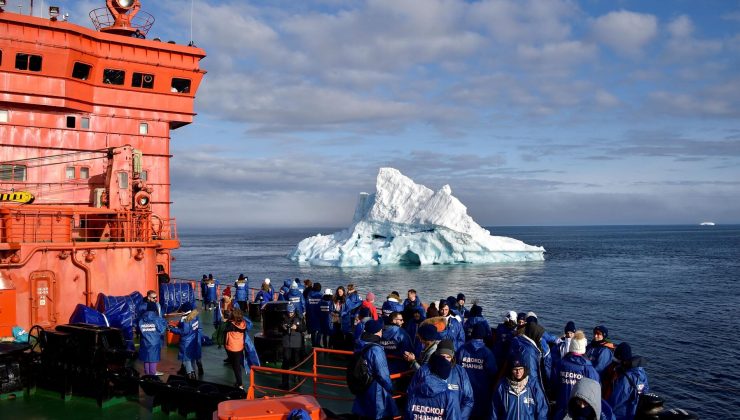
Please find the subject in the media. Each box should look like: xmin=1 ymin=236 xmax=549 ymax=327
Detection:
xmin=288 ymin=168 xmax=545 ymax=267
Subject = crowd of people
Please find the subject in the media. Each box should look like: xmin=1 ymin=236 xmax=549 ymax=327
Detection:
xmin=136 ymin=275 xmax=650 ymax=420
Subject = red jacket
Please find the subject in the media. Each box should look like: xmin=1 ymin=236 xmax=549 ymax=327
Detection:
xmin=361 ymin=300 xmax=379 ymax=320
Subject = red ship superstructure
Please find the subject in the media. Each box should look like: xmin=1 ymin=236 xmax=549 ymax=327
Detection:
xmin=0 ymin=0 xmax=205 ymax=334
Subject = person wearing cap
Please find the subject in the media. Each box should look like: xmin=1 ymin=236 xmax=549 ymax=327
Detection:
xmin=406 ymin=353 xmax=460 ymax=419
xmin=380 ymin=311 xmax=414 ymax=374
xmin=492 ymin=359 xmax=549 ymax=420
xmin=254 ymin=280 xmax=274 ymax=307
xmin=551 ymin=321 xmax=577 ymax=382
xmin=454 ymin=293 xmax=469 ymax=319
xmin=167 ymin=302 xmax=202 ymax=379
xmin=438 ymin=301 xmax=466 ymax=351
xmin=457 ymin=323 xmax=498 ymax=418
xmin=563 ymin=377 xmax=616 ymax=420
xmin=318 ymin=288 xmax=334 ymax=348
xmin=305 ymin=282 xmax=323 ymax=347
xmin=463 ymin=304 xmax=492 ymax=342
xmin=508 ymin=318 xmax=552 ymax=394
xmin=493 ymin=311 xmax=518 ymax=370
xmin=552 ymin=330 xmax=599 ymax=420
xmin=138 ymin=301 xmax=166 ymax=376
xmin=405 ymin=322 xmax=441 ymax=370
xmin=601 ymin=342 xmax=649 ymax=420
xmin=586 ymin=326 xmax=615 ymax=377
xmin=233 ymin=274 xmax=249 ymax=311
xmin=361 ymin=291 xmax=379 ymax=321
xmin=352 ymin=319 xmax=398 ymax=419
xmin=516 ymin=312 xmax=527 ymax=333
xmin=434 ymin=339 xmax=474 ymax=419
xmin=381 ymin=291 xmax=404 ymax=322
xmin=279 ymin=302 xmax=307 ymax=389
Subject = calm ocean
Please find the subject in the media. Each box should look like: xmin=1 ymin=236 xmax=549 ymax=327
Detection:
xmin=173 ymin=225 xmax=740 ymax=418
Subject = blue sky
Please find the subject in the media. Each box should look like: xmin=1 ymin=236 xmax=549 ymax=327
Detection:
xmin=62 ymin=0 xmax=740 ymax=227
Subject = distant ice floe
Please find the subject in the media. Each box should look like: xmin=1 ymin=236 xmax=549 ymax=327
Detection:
xmin=288 ymin=168 xmax=545 ymax=267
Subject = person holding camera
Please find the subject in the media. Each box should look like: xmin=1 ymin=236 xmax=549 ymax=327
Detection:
xmin=279 ymin=303 xmax=307 ymax=389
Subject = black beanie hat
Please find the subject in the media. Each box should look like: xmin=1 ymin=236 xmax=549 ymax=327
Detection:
xmin=615 ymin=342 xmax=632 ymax=362
xmin=470 ymin=304 xmax=483 ymax=317
xmin=564 ymin=321 xmax=576 ymax=334
xmin=472 ymin=322 xmax=488 ymax=339
xmin=428 ymin=354 xmax=452 ymax=380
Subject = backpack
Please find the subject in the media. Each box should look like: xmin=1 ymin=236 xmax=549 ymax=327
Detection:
xmin=346 ymin=344 xmax=377 ymax=395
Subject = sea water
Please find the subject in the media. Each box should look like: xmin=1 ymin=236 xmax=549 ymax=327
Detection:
xmin=173 ymin=225 xmax=740 ymax=418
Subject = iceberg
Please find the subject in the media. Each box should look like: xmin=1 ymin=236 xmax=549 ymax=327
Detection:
xmin=288 ymin=168 xmax=545 ymax=267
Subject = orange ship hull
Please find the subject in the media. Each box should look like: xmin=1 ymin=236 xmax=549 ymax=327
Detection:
xmin=0 ymin=2 xmax=205 ymax=334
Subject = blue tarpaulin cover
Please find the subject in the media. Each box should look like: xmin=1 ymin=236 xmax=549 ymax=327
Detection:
xmin=69 ymin=304 xmax=110 ymax=327
xmin=159 ymin=283 xmax=195 ymax=314
xmin=95 ymin=291 xmax=143 ymax=350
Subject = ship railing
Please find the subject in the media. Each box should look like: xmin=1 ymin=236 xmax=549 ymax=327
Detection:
xmin=246 ymin=347 xmax=413 ymax=418
xmin=0 ymin=209 xmax=177 ymax=244
xmin=170 ymin=278 xmax=274 ymax=303
xmin=89 ymin=7 xmax=155 ymax=36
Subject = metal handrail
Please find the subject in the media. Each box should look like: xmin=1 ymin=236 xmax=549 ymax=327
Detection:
xmin=0 ymin=209 xmax=176 ymax=243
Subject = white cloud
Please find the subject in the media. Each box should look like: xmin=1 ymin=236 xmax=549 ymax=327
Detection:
xmin=591 ymin=10 xmax=658 ymax=56
xmin=667 ymin=15 xmax=694 ymax=38
xmin=595 ymin=90 xmax=620 ymax=107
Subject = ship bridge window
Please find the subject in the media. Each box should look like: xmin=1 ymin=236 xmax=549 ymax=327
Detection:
xmin=15 ymin=53 xmax=42 ymax=72
xmin=72 ymin=62 xmax=92 ymax=80
xmin=65 ymin=166 xmax=75 ymax=179
xmin=140 ymin=170 xmax=148 ymax=181
xmin=80 ymin=167 xmax=89 ymax=179
xmin=81 ymin=117 xmax=90 ymax=129
xmin=171 ymin=78 xmax=191 ymax=93
xmin=66 ymin=116 xmax=76 ymax=128
xmin=103 ymin=69 xmax=125 ymax=85
xmin=132 ymin=72 xmax=155 ymax=89
xmin=0 ymin=110 xmax=7 ymax=123
xmin=0 ymin=164 xmax=27 ymax=181
xmin=139 ymin=122 xmax=148 ymax=135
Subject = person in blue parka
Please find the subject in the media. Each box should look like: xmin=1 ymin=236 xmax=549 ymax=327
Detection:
xmin=345 ymin=283 xmax=363 ymax=317
xmin=318 ymin=288 xmax=334 ymax=348
xmin=352 ymin=319 xmax=398 ymax=419
xmin=381 ymin=291 xmax=404 ymax=322
xmin=509 ymin=320 xmax=552 ymax=394
xmin=234 ymin=274 xmax=249 ymax=311
xmin=380 ymin=311 xmax=415 ymax=374
xmin=285 ymin=281 xmax=306 ymax=315
xmin=402 ymin=289 xmax=423 ymax=321
xmin=438 ymin=301 xmax=466 ymax=351
xmin=493 ymin=311 xmax=518 ymax=370
xmin=138 ymin=302 xmax=166 ymax=376
xmin=434 ymin=339 xmax=474 ymax=419
xmin=404 ymin=307 xmax=425 ymax=351
xmin=457 ymin=323 xmax=497 ymax=419
xmin=278 ymin=279 xmax=292 ymax=301
xmin=586 ymin=325 xmax=615 ymax=378
xmin=552 ymin=330 xmax=600 ymax=420
xmin=168 ymin=302 xmax=202 ymax=379
xmin=492 ymin=359 xmax=549 ymax=420
xmin=463 ymin=304 xmax=492 ymax=342
xmin=564 ymin=377 xmax=616 ymax=420
xmin=254 ymin=281 xmax=274 ymax=307
xmin=405 ymin=353 xmax=461 ymax=420
xmin=204 ymin=276 xmax=218 ymax=311
xmin=305 ymin=283 xmax=323 ymax=347
xmin=602 ymin=343 xmax=649 ymax=420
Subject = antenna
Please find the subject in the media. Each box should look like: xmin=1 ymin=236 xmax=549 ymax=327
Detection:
xmin=189 ymin=0 xmax=194 ymax=45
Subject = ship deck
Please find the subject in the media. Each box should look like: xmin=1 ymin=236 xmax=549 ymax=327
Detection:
xmin=0 ymin=305 xmax=359 ymax=419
